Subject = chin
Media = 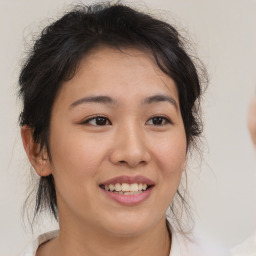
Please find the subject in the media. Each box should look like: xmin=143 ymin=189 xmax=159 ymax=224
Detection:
xmin=101 ymin=211 xmax=157 ymax=237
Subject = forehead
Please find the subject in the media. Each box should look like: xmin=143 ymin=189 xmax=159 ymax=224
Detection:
xmin=83 ymin=46 xmax=157 ymax=69
xmin=56 ymin=46 xmax=179 ymax=107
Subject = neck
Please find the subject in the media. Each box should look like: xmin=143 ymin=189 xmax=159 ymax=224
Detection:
xmin=37 ymin=214 xmax=171 ymax=256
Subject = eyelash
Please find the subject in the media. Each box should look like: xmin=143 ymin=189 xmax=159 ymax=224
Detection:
xmin=146 ymin=116 xmax=172 ymax=126
xmin=81 ymin=115 xmax=172 ymax=126
xmin=81 ymin=115 xmax=112 ymax=126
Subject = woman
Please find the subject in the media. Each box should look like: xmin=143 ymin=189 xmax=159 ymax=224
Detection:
xmin=19 ymin=3 xmax=211 ymax=255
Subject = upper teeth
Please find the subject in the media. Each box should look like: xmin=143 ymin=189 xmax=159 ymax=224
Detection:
xmin=104 ymin=183 xmax=148 ymax=192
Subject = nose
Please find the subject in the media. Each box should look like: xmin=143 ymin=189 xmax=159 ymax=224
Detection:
xmin=109 ymin=125 xmax=151 ymax=168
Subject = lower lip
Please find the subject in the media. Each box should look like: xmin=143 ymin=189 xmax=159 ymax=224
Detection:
xmin=100 ymin=187 xmax=153 ymax=206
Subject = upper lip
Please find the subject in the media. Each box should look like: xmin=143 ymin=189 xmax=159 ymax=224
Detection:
xmin=100 ymin=175 xmax=155 ymax=186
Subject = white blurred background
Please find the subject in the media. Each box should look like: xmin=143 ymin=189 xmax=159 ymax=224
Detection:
xmin=0 ymin=0 xmax=256 ymax=255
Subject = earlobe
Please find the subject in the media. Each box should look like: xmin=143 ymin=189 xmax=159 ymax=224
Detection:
xmin=21 ymin=125 xmax=52 ymax=176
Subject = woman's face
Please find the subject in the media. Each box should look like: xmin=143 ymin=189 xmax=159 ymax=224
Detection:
xmin=48 ymin=47 xmax=187 ymax=235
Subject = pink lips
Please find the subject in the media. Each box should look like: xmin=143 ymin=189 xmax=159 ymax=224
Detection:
xmin=100 ymin=175 xmax=155 ymax=186
xmin=99 ymin=175 xmax=155 ymax=206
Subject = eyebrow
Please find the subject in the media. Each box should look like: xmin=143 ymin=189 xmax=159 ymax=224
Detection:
xmin=70 ymin=94 xmax=178 ymax=110
xmin=142 ymin=94 xmax=178 ymax=110
xmin=70 ymin=96 xmax=117 ymax=108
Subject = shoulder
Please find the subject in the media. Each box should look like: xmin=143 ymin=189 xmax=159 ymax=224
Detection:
xmin=20 ymin=230 xmax=59 ymax=256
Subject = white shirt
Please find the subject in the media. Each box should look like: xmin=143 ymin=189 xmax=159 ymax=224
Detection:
xmin=20 ymin=224 xmax=229 ymax=256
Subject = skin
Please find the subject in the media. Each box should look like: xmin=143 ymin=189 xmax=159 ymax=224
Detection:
xmin=22 ymin=47 xmax=187 ymax=256
xmin=248 ymin=94 xmax=256 ymax=147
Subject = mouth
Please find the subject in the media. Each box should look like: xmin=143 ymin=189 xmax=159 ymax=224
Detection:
xmin=99 ymin=183 xmax=154 ymax=195
xmin=99 ymin=175 xmax=155 ymax=205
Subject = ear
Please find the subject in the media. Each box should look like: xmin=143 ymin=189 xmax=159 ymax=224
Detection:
xmin=21 ymin=125 xmax=52 ymax=176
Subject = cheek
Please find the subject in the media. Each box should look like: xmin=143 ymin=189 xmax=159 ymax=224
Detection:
xmin=150 ymin=129 xmax=187 ymax=202
xmin=48 ymin=131 xmax=107 ymax=215
xmin=147 ymin=131 xmax=187 ymax=212
xmin=151 ymin=132 xmax=187 ymax=175
xmin=49 ymin=127 xmax=107 ymax=187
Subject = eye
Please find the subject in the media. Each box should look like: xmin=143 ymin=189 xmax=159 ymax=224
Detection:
xmin=146 ymin=116 xmax=171 ymax=126
xmin=82 ymin=116 xmax=111 ymax=126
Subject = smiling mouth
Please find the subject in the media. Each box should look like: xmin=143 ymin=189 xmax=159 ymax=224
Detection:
xmin=99 ymin=183 xmax=153 ymax=195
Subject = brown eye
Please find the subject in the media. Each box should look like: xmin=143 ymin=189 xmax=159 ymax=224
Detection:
xmin=82 ymin=116 xmax=111 ymax=126
xmin=146 ymin=116 xmax=171 ymax=126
